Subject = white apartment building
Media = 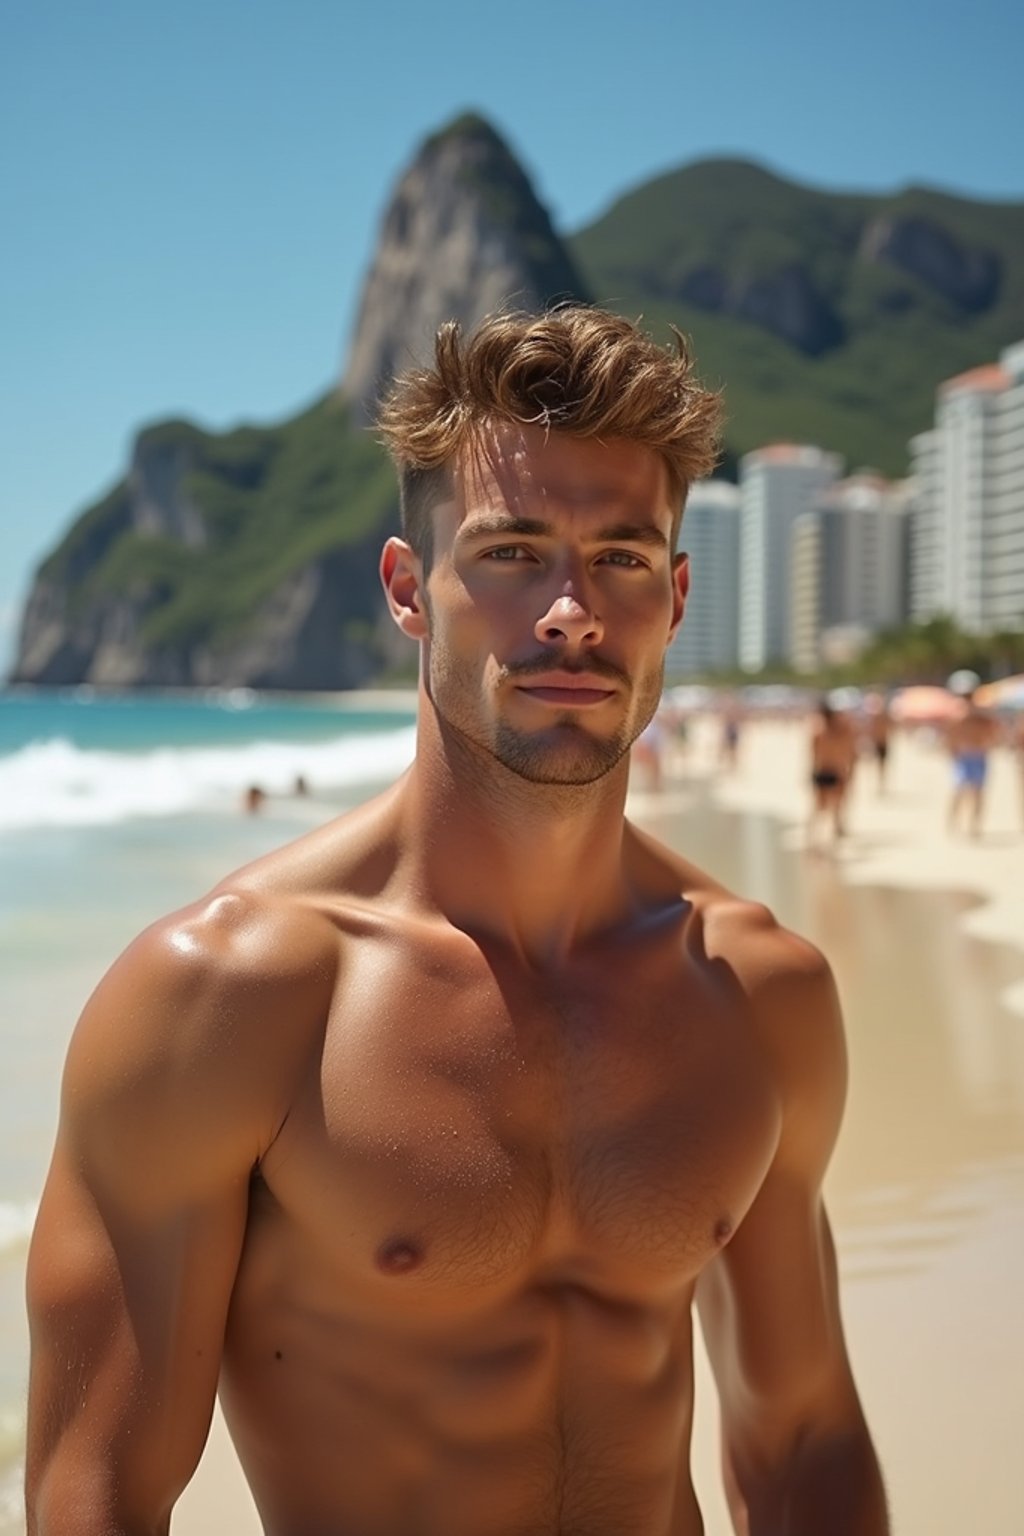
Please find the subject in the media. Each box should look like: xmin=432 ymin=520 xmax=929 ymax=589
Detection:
xmin=666 ymin=480 xmax=741 ymax=677
xmin=910 ymin=341 xmax=1024 ymax=632
xmin=738 ymin=445 xmax=842 ymax=671
xmin=790 ymin=476 xmax=912 ymax=672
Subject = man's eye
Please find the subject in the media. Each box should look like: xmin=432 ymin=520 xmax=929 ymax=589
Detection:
xmin=484 ymin=546 xmax=529 ymax=562
xmin=600 ymin=551 xmax=645 ymax=568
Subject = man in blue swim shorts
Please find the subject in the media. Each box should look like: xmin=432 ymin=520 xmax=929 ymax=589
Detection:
xmin=947 ymin=696 xmax=1000 ymax=836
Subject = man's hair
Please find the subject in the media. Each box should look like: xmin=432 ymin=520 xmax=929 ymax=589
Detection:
xmin=376 ymin=306 xmax=723 ymax=562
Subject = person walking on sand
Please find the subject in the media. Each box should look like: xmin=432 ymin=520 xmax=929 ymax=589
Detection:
xmin=864 ymin=693 xmax=893 ymax=793
xmin=808 ymin=699 xmax=857 ymax=848
xmin=1012 ymin=714 xmax=1024 ymax=827
xmin=27 ymin=308 xmax=888 ymax=1536
xmin=719 ymin=697 xmax=742 ymax=771
xmin=631 ymin=707 xmax=667 ymax=790
xmin=947 ymin=694 xmax=1001 ymax=837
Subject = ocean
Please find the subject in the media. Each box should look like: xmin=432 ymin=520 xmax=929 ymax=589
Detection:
xmin=0 ymin=688 xmax=418 ymax=1527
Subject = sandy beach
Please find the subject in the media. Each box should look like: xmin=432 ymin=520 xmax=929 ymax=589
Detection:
xmin=163 ymin=712 xmax=1024 ymax=1534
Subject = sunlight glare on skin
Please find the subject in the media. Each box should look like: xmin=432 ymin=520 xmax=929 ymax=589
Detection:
xmin=169 ymin=927 xmax=201 ymax=956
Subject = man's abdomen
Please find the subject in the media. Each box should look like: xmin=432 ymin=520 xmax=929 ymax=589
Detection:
xmin=219 ymin=1254 xmax=705 ymax=1536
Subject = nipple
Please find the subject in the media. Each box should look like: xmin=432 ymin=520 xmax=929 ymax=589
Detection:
xmin=713 ymin=1216 xmax=734 ymax=1247
xmin=376 ymin=1237 xmax=424 ymax=1275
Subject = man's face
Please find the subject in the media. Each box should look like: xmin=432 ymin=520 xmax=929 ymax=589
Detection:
xmin=417 ymin=423 xmax=688 ymax=786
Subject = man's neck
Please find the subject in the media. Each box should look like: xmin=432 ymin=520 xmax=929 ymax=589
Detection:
xmin=393 ymin=697 xmax=636 ymax=967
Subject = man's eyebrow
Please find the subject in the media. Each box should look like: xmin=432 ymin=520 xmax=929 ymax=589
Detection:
xmin=457 ymin=516 xmax=669 ymax=549
xmin=458 ymin=515 xmax=551 ymax=540
xmin=594 ymin=522 xmax=669 ymax=550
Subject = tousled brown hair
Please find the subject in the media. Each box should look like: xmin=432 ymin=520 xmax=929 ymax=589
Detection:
xmin=376 ymin=306 xmax=723 ymax=561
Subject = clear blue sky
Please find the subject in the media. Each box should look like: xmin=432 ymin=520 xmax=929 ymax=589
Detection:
xmin=2 ymin=0 xmax=1021 ymax=667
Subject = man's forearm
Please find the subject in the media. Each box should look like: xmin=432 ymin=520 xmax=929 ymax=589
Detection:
xmin=27 ymin=1467 xmax=170 ymax=1536
xmin=742 ymin=1426 xmax=889 ymax=1536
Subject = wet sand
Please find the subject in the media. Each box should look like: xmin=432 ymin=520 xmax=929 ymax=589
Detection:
xmin=171 ymin=720 xmax=1024 ymax=1531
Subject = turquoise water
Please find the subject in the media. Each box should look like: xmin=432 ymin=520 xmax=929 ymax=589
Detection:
xmin=0 ymin=689 xmax=411 ymax=754
xmin=0 ymin=690 xmax=416 ymax=832
xmin=0 ymin=690 xmax=417 ymax=1523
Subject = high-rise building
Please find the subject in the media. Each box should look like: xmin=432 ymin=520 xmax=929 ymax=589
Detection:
xmin=738 ymin=445 xmax=842 ymax=671
xmin=910 ymin=341 xmax=1024 ymax=632
xmin=790 ymin=476 xmax=912 ymax=671
xmin=666 ymin=480 xmax=741 ymax=677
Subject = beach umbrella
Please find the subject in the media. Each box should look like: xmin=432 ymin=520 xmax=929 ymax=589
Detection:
xmin=889 ymin=685 xmax=968 ymax=723
xmin=973 ymin=674 xmax=1024 ymax=710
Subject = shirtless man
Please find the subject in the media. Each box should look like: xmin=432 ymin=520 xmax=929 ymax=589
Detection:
xmin=947 ymin=695 xmax=1000 ymax=837
xmin=808 ymin=700 xmax=858 ymax=848
xmin=26 ymin=308 xmax=887 ymax=1535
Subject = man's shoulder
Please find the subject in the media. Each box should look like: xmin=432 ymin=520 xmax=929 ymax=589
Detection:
xmin=702 ymin=891 xmax=846 ymax=1132
xmin=103 ymin=793 xmax=404 ymax=1057
xmin=632 ymin=823 xmax=833 ymax=996
xmin=63 ymin=875 xmax=344 ymax=1154
xmin=695 ymin=883 xmax=831 ymax=999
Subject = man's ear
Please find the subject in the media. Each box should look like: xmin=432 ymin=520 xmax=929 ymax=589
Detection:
xmin=668 ymin=551 xmax=690 ymax=645
xmin=380 ymin=537 xmax=428 ymax=640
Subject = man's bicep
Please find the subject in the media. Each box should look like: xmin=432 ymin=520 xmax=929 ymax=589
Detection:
xmin=26 ymin=1135 xmax=251 ymax=1528
xmin=25 ymin=914 xmax=266 ymax=1531
xmin=698 ymin=1168 xmax=853 ymax=1442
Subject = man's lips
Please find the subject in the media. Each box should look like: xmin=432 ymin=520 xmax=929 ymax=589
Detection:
xmin=513 ymin=672 xmax=618 ymax=707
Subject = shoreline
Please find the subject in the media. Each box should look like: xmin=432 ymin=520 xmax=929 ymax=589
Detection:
xmin=673 ymin=713 xmax=1024 ymax=1007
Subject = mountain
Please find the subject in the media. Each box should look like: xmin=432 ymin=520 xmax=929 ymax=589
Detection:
xmin=10 ymin=115 xmax=587 ymax=689
xmin=10 ymin=119 xmax=1024 ymax=688
xmin=571 ymin=158 xmax=1024 ymax=473
xmin=344 ymin=113 xmax=588 ymax=421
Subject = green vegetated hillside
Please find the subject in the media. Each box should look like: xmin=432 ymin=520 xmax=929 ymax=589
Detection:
xmin=571 ymin=159 xmax=1024 ymax=475
xmin=42 ymin=397 xmax=396 ymax=658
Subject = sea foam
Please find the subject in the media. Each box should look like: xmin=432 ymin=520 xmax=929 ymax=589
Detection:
xmin=0 ymin=727 xmax=417 ymax=832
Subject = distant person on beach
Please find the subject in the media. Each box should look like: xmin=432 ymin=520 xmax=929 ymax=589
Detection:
xmin=947 ymin=695 xmax=1000 ymax=837
xmin=1012 ymin=714 xmax=1024 ymax=825
xmin=719 ymin=698 xmax=741 ymax=770
xmin=808 ymin=699 xmax=857 ymax=848
xmin=27 ymin=310 xmax=887 ymax=1536
xmin=631 ymin=708 xmax=667 ymax=790
xmin=864 ymin=693 xmax=893 ymax=792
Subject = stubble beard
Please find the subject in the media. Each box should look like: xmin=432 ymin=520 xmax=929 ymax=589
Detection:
xmin=426 ymin=639 xmax=666 ymax=788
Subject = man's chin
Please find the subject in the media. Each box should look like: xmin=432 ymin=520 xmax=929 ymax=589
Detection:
xmin=490 ymin=722 xmax=629 ymax=786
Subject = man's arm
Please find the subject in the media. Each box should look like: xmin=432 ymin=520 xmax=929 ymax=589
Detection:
xmin=697 ymin=914 xmax=888 ymax=1536
xmin=25 ymin=889 xmax=332 ymax=1535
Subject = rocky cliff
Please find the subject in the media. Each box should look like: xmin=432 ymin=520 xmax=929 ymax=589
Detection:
xmin=344 ymin=113 xmax=589 ymax=421
xmin=10 ymin=114 xmax=586 ymax=689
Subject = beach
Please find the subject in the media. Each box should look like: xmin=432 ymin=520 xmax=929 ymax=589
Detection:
xmin=3 ymin=698 xmax=1023 ymax=1532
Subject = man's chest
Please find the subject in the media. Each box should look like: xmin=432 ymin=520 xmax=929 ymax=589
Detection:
xmin=258 ymin=936 xmax=781 ymax=1297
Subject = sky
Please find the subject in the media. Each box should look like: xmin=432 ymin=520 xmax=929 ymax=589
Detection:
xmin=2 ymin=0 xmax=1022 ymax=670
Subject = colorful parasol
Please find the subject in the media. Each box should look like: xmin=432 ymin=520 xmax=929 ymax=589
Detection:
xmin=889 ymin=685 xmax=969 ymax=723
xmin=972 ymin=674 xmax=1024 ymax=711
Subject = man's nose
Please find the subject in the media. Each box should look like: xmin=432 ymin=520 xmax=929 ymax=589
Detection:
xmin=534 ymin=580 xmax=604 ymax=648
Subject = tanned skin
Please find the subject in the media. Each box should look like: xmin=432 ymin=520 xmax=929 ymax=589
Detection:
xmin=26 ymin=425 xmax=888 ymax=1535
